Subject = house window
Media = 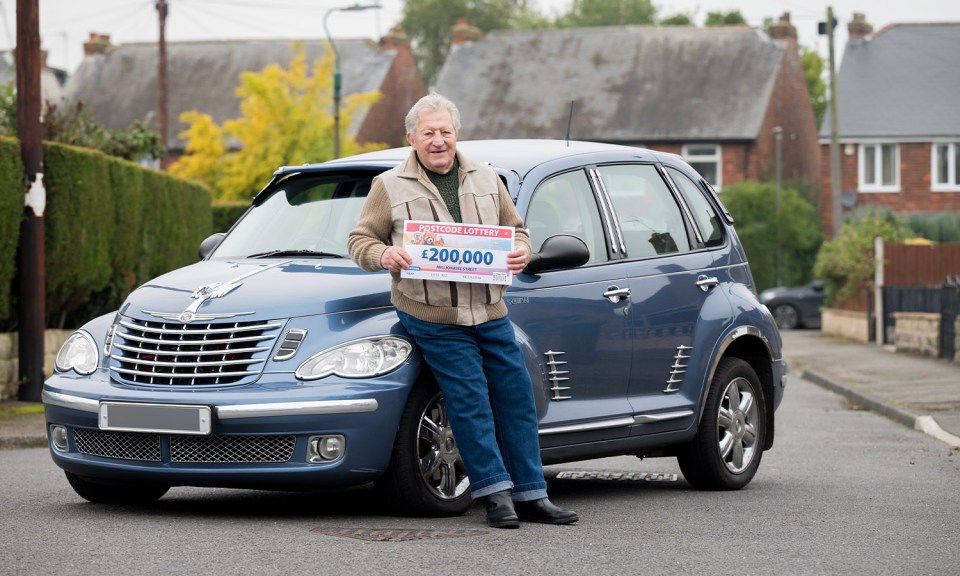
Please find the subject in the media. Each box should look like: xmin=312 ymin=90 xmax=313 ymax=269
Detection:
xmin=858 ymin=143 xmax=899 ymax=192
xmin=682 ymin=144 xmax=721 ymax=189
xmin=932 ymin=142 xmax=960 ymax=191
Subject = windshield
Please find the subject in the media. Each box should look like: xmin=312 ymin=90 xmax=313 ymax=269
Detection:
xmin=211 ymin=172 xmax=377 ymax=259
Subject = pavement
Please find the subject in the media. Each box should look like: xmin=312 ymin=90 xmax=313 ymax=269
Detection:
xmin=1 ymin=330 xmax=959 ymax=451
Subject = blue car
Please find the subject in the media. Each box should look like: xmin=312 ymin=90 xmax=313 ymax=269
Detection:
xmin=44 ymin=140 xmax=786 ymax=516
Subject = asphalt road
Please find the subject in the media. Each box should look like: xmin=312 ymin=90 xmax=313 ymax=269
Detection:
xmin=2 ymin=373 xmax=959 ymax=576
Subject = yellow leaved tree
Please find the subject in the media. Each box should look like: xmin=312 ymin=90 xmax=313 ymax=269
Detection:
xmin=170 ymin=43 xmax=383 ymax=200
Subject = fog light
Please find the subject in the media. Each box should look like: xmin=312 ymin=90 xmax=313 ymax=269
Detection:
xmin=307 ymin=435 xmax=345 ymax=463
xmin=50 ymin=425 xmax=69 ymax=452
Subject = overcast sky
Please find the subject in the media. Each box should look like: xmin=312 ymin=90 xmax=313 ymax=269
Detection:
xmin=1 ymin=0 xmax=959 ymax=73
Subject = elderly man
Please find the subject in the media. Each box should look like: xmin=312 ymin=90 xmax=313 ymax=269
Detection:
xmin=347 ymin=93 xmax=578 ymax=528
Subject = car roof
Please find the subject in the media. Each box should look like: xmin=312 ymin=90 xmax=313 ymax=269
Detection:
xmin=275 ymin=139 xmax=648 ymax=177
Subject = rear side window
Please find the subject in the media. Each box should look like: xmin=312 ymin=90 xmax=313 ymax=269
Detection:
xmin=666 ymin=167 xmax=724 ymax=247
xmin=596 ymin=164 xmax=690 ymax=259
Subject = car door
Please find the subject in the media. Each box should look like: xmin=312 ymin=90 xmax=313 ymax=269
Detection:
xmin=592 ymin=163 xmax=721 ymax=434
xmin=508 ymin=168 xmax=635 ymax=447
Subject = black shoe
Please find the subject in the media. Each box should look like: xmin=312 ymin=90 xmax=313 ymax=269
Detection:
xmin=485 ymin=490 xmax=520 ymax=529
xmin=515 ymin=498 xmax=579 ymax=525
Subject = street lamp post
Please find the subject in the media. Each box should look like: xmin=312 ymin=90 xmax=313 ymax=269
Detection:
xmin=323 ymin=3 xmax=382 ymax=159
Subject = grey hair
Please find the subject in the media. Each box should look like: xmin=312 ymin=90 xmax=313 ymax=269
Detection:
xmin=404 ymin=92 xmax=462 ymax=136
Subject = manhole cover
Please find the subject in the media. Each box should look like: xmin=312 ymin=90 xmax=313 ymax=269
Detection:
xmin=311 ymin=527 xmax=488 ymax=542
xmin=555 ymin=470 xmax=678 ymax=482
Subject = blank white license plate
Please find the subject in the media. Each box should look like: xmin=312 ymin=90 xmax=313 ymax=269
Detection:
xmin=99 ymin=402 xmax=212 ymax=435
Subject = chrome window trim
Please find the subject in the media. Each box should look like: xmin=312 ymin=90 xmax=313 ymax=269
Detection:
xmin=588 ymin=167 xmax=625 ymax=255
xmin=658 ymin=164 xmax=703 ymax=246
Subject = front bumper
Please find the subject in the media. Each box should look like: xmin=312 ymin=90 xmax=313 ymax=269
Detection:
xmin=42 ymin=368 xmax=412 ymax=489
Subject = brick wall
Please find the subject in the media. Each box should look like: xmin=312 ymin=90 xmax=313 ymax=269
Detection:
xmin=356 ymin=38 xmax=427 ymax=148
xmin=820 ymin=142 xmax=960 ymax=235
xmin=893 ymin=312 xmax=940 ymax=358
xmin=0 ymin=330 xmax=72 ymax=400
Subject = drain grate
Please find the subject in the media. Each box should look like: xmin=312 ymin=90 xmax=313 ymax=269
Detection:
xmin=311 ymin=527 xmax=488 ymax=542
xmin=555 ymin=470 xmax=678 ymax=482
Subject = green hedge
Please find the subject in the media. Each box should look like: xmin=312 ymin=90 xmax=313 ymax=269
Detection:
xmin=212 ymin=200 xmax=251 ymax=233
xmin=0 ymin=137 xmax=212 ymax=329
xmin=0 ymin=138 xmax=24 ymax=322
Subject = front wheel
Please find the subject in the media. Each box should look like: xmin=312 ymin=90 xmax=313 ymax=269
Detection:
xmin=376 ymin=382 xmax=472 ymax=517
xmin=677 ymin=358 xmax=767 ymax=490
xmin=65 ymin=472 xmax=169 ymax=504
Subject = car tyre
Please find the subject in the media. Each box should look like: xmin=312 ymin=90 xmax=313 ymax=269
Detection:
xmin=771 ymin=304 xmax=800 ymax=330
xmin=677 ymin=358 xmax=766 ymax=490
xmin=376 ymin=382 xmax=473 ymax=517
xmin=65 ymin=472 xmax=169 ymax=504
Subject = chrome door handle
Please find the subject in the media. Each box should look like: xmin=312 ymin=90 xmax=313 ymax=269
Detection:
xmin=696 ymin=275 xmax=719 ymax=291
xmin=603 ymin=286 xmax=631 ymax=303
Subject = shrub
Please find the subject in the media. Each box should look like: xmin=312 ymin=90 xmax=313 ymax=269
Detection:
xmin=814 ymin=207 xmax=912 ymax=305
xmin=719 ymin=180 xmax=822 ymax=291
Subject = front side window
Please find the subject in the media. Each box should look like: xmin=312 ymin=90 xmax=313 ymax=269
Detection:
xmin=859 ymin=143 xmax=899 ymax=192
xmin=932 ymin=142 xmax=960 ymax=191
xmin=526 ymin=170 xmax=607 ymax=264
xmin=597 ymin=164 xmax=691 ymax=259
xmin=682 ymin=144 xmax=722 ymax=189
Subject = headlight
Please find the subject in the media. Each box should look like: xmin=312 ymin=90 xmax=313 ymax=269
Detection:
xmin=296 ymin=336 xmax=412 ymax=380
xmin=55 ymin=331 xmax=99 ymax=375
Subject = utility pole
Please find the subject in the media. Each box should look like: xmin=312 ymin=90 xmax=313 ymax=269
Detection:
xmin=825 ymin=6 xmax=842 ymax=238
xmin=774 ymin=126 xmax=782 ymax=287
xmin=15 ymin=0 xmax=45 ymax=402
xmin=156 ymin=0 xmax=168 ymax=167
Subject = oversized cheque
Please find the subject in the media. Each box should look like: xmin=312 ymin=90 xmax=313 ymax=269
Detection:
xmin=400 ymin=220 xmax=515 ymax=285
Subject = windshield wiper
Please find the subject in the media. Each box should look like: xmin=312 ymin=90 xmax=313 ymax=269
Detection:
xmin=247 ymin=249 xmax=344 ymax=259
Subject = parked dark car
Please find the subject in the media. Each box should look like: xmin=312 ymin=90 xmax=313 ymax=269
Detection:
xmin=44 ymin=140 xmax=786 ymax=516
xmin=759 ymin=280 xmax=825 ymax=329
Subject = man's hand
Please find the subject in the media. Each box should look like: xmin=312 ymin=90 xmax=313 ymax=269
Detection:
xmin=380 ymin=246 xmax=412 ymax=273
xmin=506 ymin=246 xmax=529 ymax=274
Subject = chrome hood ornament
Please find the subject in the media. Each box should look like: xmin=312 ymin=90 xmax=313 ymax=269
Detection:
xmin=144 ymin=260 xmax=291 ymax=323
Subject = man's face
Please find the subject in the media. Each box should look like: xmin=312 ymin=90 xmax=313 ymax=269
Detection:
xmin=407 ymin=108 xmax=457 ymax=174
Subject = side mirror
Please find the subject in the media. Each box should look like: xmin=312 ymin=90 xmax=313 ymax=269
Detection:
xmin=198 ymin=233 xmax=225 ymax=260
xmin=524 ymin=234 xmax=589 ymax=275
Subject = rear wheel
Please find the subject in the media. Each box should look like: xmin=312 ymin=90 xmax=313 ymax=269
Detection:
xmin=65 ymin=472 xmax=169 ymax=504
xmin=677 ymin=358 xmax=766 ymax=490
xmin=376 ymin=383 xmax=472 ymax=517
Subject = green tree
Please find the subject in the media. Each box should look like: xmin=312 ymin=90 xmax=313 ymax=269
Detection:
xmin=800 ymin=45 xmax=827 ymax=128
xmin=659 ymin=14 xmax=692 ymax=26
xmin=720 ymin=180 xmax=822 ymax=291
xmin=814 ymin=208 xmax=912 ymax=305
xmin=170 ymin=44 xmax=382 ymax=200
xmin=555 ymin=0 xmax=656 ymax=28
xmin=402 ymin=0 xmax=544 ymax=87
xmin=705 ymin=10 xmax=746 ymax=26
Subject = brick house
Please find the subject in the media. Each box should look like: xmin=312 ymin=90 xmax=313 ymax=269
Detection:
xmin=433 ymin=15 xmax=820 ymax=190
xmin=63 ymin=28 xmax=426 ymax=163
xmin=819 ymin=15 xmax=960 ymax=234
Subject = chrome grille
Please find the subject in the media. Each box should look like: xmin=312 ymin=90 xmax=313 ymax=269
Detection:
xmin=170 ymin=435 xmax=296 ymax=463
xmin=75 ymin=428 xmax=161 ymax=461
xmin=110 ymin=317 xmax=282 ymax=386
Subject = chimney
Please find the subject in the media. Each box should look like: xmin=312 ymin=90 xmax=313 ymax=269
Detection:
xmin=380 ymin=26 xmax=411 ymax=51
xmin=848 ymin=13 xmax=873 ymax=40
xmin=83 ymin=33 xmax=111 ymax=56
xmin=768 ymin=12 xmax=797 ymax=42
xmin=450 ymin=19 xmax=482 ymax=45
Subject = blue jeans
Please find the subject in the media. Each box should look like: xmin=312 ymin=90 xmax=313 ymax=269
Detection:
xmin=397 ymin=310 xmax=548 ymax=501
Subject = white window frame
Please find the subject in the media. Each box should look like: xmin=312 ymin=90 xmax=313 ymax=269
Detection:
xmin=682 ymin=144 xmax=722 ymax=189
xmin=931 ymin=142 xmax=960 ymax=192
xmin=858 ymin=142 xmax=900 ymax=193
